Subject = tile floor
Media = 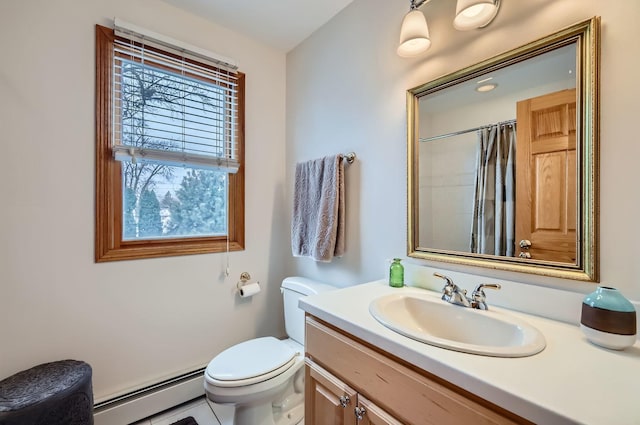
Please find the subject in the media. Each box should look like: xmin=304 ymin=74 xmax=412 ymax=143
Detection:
xmin=132 ymin=397 xmax=235 ymax=425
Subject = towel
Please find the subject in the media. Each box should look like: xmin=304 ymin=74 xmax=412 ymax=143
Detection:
xmin=291 ymin=155 xmax=345 ymax=262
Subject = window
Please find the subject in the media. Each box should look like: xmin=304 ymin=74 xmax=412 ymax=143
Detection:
xmin=95 ymin=24 xmax=245 ymax=262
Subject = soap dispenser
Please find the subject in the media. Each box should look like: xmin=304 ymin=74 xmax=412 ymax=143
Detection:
xmin=389 ymin=258 xmax=404 ymax=288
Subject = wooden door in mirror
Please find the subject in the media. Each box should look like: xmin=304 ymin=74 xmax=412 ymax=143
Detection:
xmin=515 ymin=89 xmax=577 ymax=263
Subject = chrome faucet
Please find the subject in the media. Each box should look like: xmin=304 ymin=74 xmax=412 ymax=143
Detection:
xmin=470 ymin=283 xmax=502 ymax=310
xmin=434 ymin=272 xmax=470 ymax=307
xmin=434 ymin=273 xmax=501 ymax=310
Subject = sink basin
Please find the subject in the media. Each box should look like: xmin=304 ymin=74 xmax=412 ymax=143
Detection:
xmin=369 ymin=293 xmax=546 ymax=357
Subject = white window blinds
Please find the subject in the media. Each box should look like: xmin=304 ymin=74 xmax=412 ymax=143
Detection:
xmin=111 ymin=20 xmax=241 ymax=173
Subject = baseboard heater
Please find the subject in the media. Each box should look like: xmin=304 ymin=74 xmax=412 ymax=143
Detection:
xmin=93 ymin=367 xmax=206 ymax=425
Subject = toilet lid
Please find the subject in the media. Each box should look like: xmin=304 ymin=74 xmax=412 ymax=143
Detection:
xmin=205 ymin=337 xmax=298 ymax=383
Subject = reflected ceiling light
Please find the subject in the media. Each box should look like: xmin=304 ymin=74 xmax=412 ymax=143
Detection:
xmin=454 ymin=0 xmax=501 ymax=31
xmin=476 ymin=83 xmax=497 ymax=92
xmin=397 ymin=0 xmax=432 ymax=57
xmin=398 ymin=0 xmax=501 ymax=57
xmin=476 ymin=76 xmax=497 ymax=92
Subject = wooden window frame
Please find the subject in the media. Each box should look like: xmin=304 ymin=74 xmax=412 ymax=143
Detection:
xmin=95 ymin=25 xmax=245 ymax=262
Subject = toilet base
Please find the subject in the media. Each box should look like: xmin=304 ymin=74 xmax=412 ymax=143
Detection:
xmin=273 ymin=391 xmax=304 ymax=425
xmin=274 ymin=403 xmax=304 ymax=425
xmin=234 ymin=402 xmax=276 ymax=425
xmin=205 ymin=394 xmax=304 ymax=425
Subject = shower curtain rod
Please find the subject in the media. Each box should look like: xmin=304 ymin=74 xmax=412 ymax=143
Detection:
xmin=419 ymin=118 xmax=516 ymax=143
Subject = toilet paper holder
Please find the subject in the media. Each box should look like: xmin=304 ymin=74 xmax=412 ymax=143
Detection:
xmin=236 ymin=272 xmax=252 ymax=290
xmin=236 ymin=272 xmax=261 ymax=298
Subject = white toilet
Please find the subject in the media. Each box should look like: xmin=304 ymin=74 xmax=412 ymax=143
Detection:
xmin=204 ymin=277 xmax=335 ymax=425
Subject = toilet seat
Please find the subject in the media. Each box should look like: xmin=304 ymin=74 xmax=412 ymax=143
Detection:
xmin=205 ymin=337 xmax=300 ymax=388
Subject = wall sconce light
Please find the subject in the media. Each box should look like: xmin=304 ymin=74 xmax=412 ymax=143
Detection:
xmin=397 ymin=0 xmax=432 ymax=58
xmin=397 ymin=0 xmax=501 ymax=57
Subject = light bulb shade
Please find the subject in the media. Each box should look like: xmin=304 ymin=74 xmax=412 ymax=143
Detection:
xmin=397 ymin=9 xmax=431 ymax=57
xmin=453 ymin=0 xmax=499 ymax=31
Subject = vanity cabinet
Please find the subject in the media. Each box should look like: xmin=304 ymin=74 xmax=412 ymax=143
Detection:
xmin=304 ymin=315 xmax=532 ymax=425
xmin=306 ymin=359 xmax=401 ymax=425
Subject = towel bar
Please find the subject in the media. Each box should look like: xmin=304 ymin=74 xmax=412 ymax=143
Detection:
xmin=341 ymin=152 xmax=356 ymax=164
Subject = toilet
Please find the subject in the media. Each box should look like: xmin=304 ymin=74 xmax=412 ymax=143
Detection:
xmin=204 ymin=277 xmax=336 ymax=425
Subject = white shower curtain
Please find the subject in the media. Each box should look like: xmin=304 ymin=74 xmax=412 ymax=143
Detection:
xmin=470 ymin=122 xmax=516 ymax=256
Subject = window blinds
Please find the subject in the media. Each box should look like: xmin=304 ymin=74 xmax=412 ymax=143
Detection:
xmin=112 ymin=20 xmax=241 ymax=173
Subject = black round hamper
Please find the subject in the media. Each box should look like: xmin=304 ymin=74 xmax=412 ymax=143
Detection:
xmin=0 ymin=360 xmax=93 ymax=425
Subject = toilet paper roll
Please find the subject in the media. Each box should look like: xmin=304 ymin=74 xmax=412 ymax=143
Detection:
xmin=239 ymin=282 xmax=261 ymax=298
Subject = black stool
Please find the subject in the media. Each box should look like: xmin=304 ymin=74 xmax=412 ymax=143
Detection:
xmin=0 ymin=360 xmax=93 ymax=425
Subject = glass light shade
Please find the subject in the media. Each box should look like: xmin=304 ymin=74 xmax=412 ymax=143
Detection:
xmin=397 ymin=9 xmax=431 ymax=57
xmin=453 ymin=0 xmax=499 ymax=31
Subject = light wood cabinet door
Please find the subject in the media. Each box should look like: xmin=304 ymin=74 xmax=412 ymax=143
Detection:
xmin=306 ymin=358 xmax=403 ymax=425
xmin=515 ymin=88 xmax=577 ymax=263
xmin=356 ymin=395 xmax=404 ymax=425
xmin=306 ymin=359 xmax=357 ymax=425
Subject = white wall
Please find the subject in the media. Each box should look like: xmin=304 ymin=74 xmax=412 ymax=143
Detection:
xmin=0 ymin=0 xmax=287 ymax=402
xmin=287 ymin=0 xmax=640 ymax=301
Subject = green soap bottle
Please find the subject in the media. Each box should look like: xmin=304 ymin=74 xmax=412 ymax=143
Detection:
xmin=389 ymin=258 xmax=404 ymax=288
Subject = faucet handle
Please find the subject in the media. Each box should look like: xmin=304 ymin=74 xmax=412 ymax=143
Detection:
xmin=433 ymin=272 xmax=454 ymax=286
xmin=471 ymin=283 xmax=501 ymax=310
xmin=434 ymin=273 xmax=457 ymax=301
xmin=474 ymin=283 xmax=501 ymax=292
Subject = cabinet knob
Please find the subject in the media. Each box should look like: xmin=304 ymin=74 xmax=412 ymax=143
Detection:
xmin=519 ymin=239 xmax=532 ymax=249
xmin=339 ymin=395 xmax=350 ymax=408
xmin=519 ymin=252 xmax=532 ymax=259
xmin=355 ymin=406 xmax=366 ymax=420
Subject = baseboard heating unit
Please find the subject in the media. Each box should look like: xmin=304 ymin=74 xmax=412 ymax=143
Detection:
xmin=93 ymin=368 xmax=206 ymax=425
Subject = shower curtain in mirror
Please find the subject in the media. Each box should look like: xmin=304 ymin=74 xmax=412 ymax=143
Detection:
xmin=470 ymin=122 xmax=516 ymax=256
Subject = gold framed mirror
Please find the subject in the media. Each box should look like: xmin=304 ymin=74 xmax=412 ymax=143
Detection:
xmin=407 ymin=17 xmax=600 ymax=282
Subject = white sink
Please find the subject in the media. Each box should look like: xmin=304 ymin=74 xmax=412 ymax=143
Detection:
xmin=369 ymin=292 xmax=546 ymax=357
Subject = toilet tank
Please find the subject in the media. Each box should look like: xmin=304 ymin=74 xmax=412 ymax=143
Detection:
xmin=281 ymin=277 xmax=336 ymax=345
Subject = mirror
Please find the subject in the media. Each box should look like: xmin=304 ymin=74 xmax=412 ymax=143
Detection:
xmin=407 ymin=17 xmax=600 ymax=281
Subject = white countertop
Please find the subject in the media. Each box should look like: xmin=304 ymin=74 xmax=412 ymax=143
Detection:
xmin=300 ymin=280 xmax=640 ymax=425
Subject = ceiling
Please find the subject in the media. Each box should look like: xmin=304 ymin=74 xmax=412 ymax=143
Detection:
xmin=160 ymin=0 xmax=356 ymax=52
xmin=421 ymin=44 xmax=577 ymax=114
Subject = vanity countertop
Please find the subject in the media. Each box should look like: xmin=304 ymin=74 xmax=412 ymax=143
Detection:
xmin=300 ymin=280 xmax=640 ymax=425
